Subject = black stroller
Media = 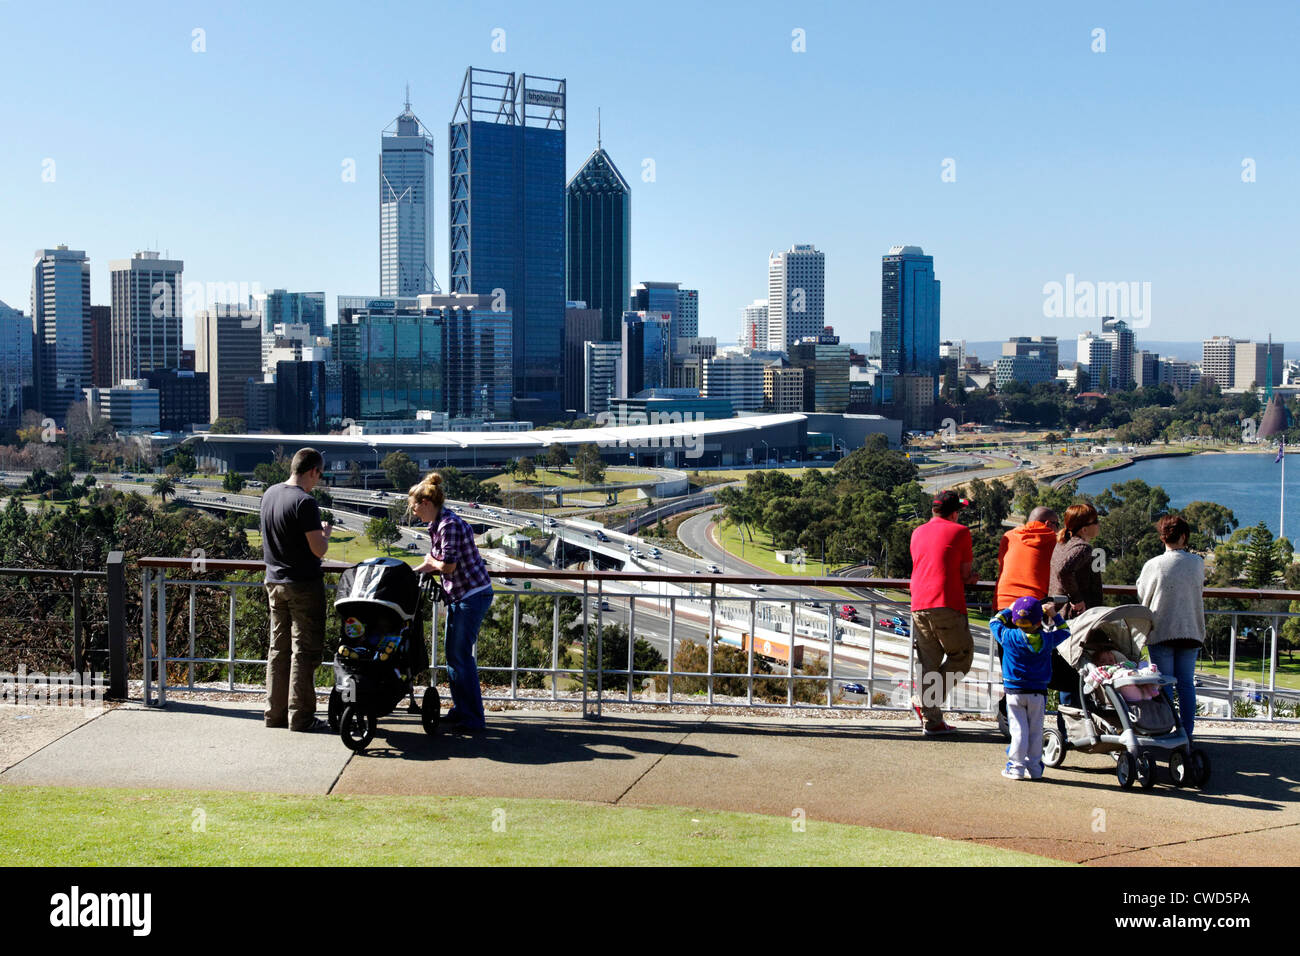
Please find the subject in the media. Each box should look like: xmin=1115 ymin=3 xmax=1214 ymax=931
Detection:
xmin=327 ymin=557 xmax=442 ymax=752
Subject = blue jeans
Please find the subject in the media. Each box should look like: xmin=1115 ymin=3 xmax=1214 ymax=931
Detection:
xmin=1147 ymin=643 xmax=1199 ymax=738
xmin=443 ymin=588 xmax=494 ymax=727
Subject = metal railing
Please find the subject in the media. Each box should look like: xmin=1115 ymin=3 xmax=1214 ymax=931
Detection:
xmin=134 ymin=557 xmax=1300 ymax=723
xmin=0 ymin=555 xmax=127 ymax=697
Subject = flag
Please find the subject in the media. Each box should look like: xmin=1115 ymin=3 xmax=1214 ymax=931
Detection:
xmin=1277 ymin=437 xmax=1286 ymax=464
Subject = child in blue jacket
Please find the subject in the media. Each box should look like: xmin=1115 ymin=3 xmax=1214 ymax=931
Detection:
xmin=991 ymin=596 xmax=1070 ymax=780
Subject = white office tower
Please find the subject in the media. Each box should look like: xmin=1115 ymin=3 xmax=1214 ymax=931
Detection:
xmin=109 ymin=251 xmax=184 ymax=384
xmin=380 ymin=92 xmax=438 ymax=296
xmin=1202 ymin=336 xmax=1241 ymax=388
xmin=767 ymin=244 xmax=825 ymax=351
xmin=1100 ymin=318 xmax=1135 ymax=391
xmin=31 ymin=246 xmax=91 ymax=424
xmin=741 ymin=299 xmax=768 ymax=351
xmin=1077 ymin=333 xmax=1113 ymax=392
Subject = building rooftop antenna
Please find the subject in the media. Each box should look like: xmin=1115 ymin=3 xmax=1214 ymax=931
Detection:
xmin=597 ymin=107 xmax=601 ymax=150
xmin=404 ymin=82 xmax=411 ymax=112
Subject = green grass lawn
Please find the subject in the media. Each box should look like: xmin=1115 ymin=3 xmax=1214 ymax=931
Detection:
xmin=713 ymin=522 xmax=861 ymax=601
xmin=1195 ymin=655 xmax=1300 ymax=691
xmin=487 ymin=467 xmax=662 ymax=491
xmin=0 ymin=785 xmax=1064 ymax=866
xmin=245 ymin=529 xmax=422 ymax=567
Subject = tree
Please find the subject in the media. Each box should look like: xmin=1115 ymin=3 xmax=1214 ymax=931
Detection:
xmin=311 ymin=486 xmax=334 ymax=508
xmin=222 ymin=471 xmax=246 ymax=493
xmin=545 ymin=443 xmax=569 ymax=472
xmin=381 ymin=451 xmax=419 ymax=493
xmin=170 ymin=447 xmax=197 ymax=474
xmin=151 ymin=476 xmax=176 ymax=504
xmin=574 ymin=443 xmax=606 ymax=484
xmin=210 ymin=418 xmax=245 ymax=435
xmin=1182 ymin=500 xmax=1238 ymax=549
xmin=348 ymin=460 xmax=362 ymax=487
xmin=1244 ymin=522 xmax=1282 ymax=589
xmin=253 ymin=459 xmax=289 ymax=487
xmin=832 ymin=434 xmax=918 ymax=493
xmin=515 ymin=457 xmax=536 ymax=483
xmin=365 ymin=516 xmax=401 ymax=555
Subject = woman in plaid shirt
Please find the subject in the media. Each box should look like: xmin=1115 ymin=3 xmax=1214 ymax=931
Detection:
xmin=410 ymin=473 xmax=494 ymax=731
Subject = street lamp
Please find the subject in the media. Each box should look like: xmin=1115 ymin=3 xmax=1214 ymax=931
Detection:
xmin=760 ymin=440 xmax=770 ymax=469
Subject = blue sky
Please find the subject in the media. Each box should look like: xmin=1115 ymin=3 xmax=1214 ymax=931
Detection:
xmin=1 ymin=0 xmax=1296 ymax=353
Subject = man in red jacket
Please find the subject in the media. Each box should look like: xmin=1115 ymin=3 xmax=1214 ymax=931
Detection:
xmin=909 ymin=491 xmax=976 ymax=735
xmin=994 ymin=507 xmax=1060 ymax=612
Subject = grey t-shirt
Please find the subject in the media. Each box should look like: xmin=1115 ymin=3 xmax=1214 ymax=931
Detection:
xmin=260 ymin=483 xmax=323 ymax=584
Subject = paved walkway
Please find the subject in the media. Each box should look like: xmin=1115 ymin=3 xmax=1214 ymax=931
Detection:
xmin=2 ymin=700 xmax=1298 ymax=865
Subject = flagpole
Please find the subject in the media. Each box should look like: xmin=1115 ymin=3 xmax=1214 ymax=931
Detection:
xmin=1281 ymin=440 xmax=1286 ymax=542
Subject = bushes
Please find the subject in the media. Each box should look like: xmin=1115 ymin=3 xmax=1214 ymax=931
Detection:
xmin=653 ymin=640 xmax=831 ymax=704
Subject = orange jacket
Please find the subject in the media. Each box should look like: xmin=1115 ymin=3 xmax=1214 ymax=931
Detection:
xmin=995 ymin=521 xmax=1057 ymax=613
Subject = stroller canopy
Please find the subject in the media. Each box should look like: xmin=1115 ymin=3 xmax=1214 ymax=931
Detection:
xmin=1057 ymin=604 xmax=1154 ymax=669
xmin=335 ymin=558 xmax=421 ymax=621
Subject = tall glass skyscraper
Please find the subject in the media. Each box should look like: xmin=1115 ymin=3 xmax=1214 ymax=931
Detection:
xmin=380 ymin=94 xmax=438 ymax=297
xmin=31 ymin=246 xmax=91 ymax=424
xmin=254 ymin=289 xmax=326 ymax=337
xmin=768 ymin=244 xmax=824 ymax=351
xmin=450 ymin=67 xmax=566 ymax=422
xmin=566 ymin=144 xmax=630 ymax=343
xmin=0 ymin=300 xmax=32 ymax=428
xmin=880 ymin=245 xmax=941 ymax=403
xmin=620 ymin=311 xmax=671 ymax=397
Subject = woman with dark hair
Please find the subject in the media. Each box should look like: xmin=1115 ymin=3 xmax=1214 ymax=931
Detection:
xmin=409 ymin=472 xmax=494 ymax=731
xmin=1050 ymin=503 xmax=1104 ymax=617
xmin=1047 ymin=502 xmax=1104 ymax=709
xmin=1137 ymin=514 xmax=1206 ymax=737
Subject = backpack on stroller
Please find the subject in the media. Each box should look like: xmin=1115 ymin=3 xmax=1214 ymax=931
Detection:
xmin=1042 ymin=604 xmax=1211 ymax=789
xmin=327 ymin=557 xmax=443 ymax=752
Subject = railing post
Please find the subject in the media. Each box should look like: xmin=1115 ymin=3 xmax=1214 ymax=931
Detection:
xmin=71 ymin=574 xmax=83 ymax=675
xmin=106 ymin=552 xmax=127 ymax=700
xmin=156 ymin=567 xmax=168 ymax=707
xmin=141 ymin=567 xmax=153 ymax=706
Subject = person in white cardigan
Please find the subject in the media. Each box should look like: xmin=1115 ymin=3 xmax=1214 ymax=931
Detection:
xmin=1136 ymin=514 xmax=1206 ymax=737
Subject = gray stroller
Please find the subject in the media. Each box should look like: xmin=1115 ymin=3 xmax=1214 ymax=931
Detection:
xmin=1043 ymin=605 xmax=1211 ymax=789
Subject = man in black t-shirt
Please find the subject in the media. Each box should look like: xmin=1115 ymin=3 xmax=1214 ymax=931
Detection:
xmin=259 ymin=447 xmax=332 ymax=731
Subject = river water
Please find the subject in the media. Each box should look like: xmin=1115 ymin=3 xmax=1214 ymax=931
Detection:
xmin=1075 ymin=452 xmax=1298 ymax=539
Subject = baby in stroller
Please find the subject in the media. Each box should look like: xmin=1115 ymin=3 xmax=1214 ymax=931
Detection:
xmin=1044 ymin=604 xmax=1210 ymax=789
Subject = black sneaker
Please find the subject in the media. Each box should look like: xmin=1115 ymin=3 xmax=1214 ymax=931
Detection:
xmin=290 ymin=717 xmax=329 ymax=734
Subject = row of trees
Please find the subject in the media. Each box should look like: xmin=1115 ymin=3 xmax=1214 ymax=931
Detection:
xmin=940 ymin=377 xmax=1299 ymax=444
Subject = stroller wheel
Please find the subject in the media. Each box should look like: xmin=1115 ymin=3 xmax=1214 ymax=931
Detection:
xmin=1116 ymin=752 xmax=1137 ymax=789
xmin=327 ymin=687 xmax=343 ymax=733
xmin=339 ymin=705 xmax=376 ymax=752
xmin=1189 ymin=748 xmax=1212 ymax=788
xmin=1168 ymin=750 xmax=1189 ymax=787
xmin=420 ymin=686 xmax=441 ymax=736
xmin=1136 ymin=754 xmax=1155 ymax=789
xmin=1042 ymin=727 xmax=1066 ymax=768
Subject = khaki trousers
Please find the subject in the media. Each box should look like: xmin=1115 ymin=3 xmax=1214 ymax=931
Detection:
xmin=911 ymin=607 xmax=974 ymax=728
xmin=265 ymin=579 xmax=326 ymax=731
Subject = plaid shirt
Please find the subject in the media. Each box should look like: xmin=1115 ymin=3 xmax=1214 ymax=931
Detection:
xmin=429 ymin=508 xmax=492 ymax=601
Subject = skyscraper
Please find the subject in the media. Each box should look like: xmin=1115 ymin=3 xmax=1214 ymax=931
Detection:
xmin=253 ymin=289 xmax=326 ymax=337
xmin=880 ymin=245 xmax=940 ymax=403
xmin=1202 ymin=336 xmax=1242 ymax=388
xmin=564 ymin=303 xmax=602 ymax=413
xmin=88 ymin=305 xmax=112 ymax=388
xmin=32 ymin=246 xmax=91 ymax=423
xmin=0 ymin=300 xmax=32 ymax=428
xmin=450 ymin=67 xmax=566 ymax=421
xmin=620 ymin=311 xmax=671 ymax=397
xmin=1101 ymin=318 xmax=1135 ymax=391
xmin=109 ymin=251 xmax=184 ymax=385
xmin=741 ymin=299 xmax=768 ymax=351
xmin=380 ymin=93 xmax=438 ymax=297
xmin=768 ymin=244 xmax=825 ymax=351
xmin=566 ymin=138 xmax=630 ymax=342
xmin=195 ymin=308 xmax=261 ymax=424
xmin=1077 ymin=333 xmax=1112 ymax=393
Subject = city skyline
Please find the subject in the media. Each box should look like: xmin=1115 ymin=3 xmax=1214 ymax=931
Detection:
xmin=3 ymin=1 xmax=1295 ymax=349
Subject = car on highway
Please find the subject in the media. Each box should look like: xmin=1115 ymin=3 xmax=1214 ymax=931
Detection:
xmin=649 ymin=547 xmax=661 ymax=557
xmin=808 ymin=601 xmax=823 ymax=609
xmin=841 ymin=682 xmax=867 ymax=695
xmin=750 ymin=583 xmax=766 ymax=592
xmin=624 ymin=543 xmax=634 ymax=552
xmin=595 ymin=531 xmax=609 ymax=542
xmin=371 ymin=491 xmax=386 ymax=499
xmin=839 ymin=605 xmax=857 ymax=621
xmin=467 ymin=501 xmax=480 ymax=509
xmin=545 ymin=517 xmax=557 ymax=527
xmin=633 ymin=550 xmax=645 ymax=558
xmin=499 ymin=577 xmax=515 ymax=586
xmin=525 ymin=519 xmax=537 ymax=527
xmin=893 ymin=623 xmax=910 ymax=636
xmin=119 ymin=473 xmax=132 ymax=479
xmin=215 ymin=495 xmax=227 ymax=502
xmin=888 ymin=617 xmax=906 ymax=628
xmin=707 ymin=564 xmax=721 ymax=573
